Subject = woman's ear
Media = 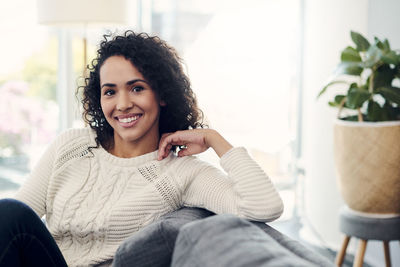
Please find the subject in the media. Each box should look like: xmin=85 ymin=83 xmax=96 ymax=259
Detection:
xmin=160 ymin=100 xmax=166 ymax=107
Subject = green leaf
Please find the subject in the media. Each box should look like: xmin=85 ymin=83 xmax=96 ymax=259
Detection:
xmin=381 ymin=50 xmax=398 ymax=65
xmin=335 ymin=62 xmax=363 ymax=76
xmin=373 ymin=65 xmax=396 ymax=89
xmin=317 ymin=80 xmax=349 ymax=98
xmin=341 ymin=46 xmax=361 ymax=62
xmin=383 ymin=39 xmax=391 ymax=52
xmin=346 ymin=85 xmax=371 ymax=109
xmin=375 ymin=37 xmax=384 ymax=50
xmin=367 ymin=100 xmax=384 ymax=121
xmin=364 ymin=45 xmax=382 ymax=68
xmin=375 ymin=37 xmax=391 ymax=53
xmin=377 ymin=86 xmax=400 ymax=105
xmin=328 ymin=95 xmax=346 ymax=107
xmin=351 ymin=31 xmax=370 ymax=51
xmin=383 ymin=102 xmax=400 ymax=121
xmin=334 ymin=95 xmax=346 ymax=104
xmin=328 ymin=101 xmax=337 ymax=107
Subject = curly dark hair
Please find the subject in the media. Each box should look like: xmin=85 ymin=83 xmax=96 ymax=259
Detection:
xmin=79 ymin=30 xmax=205 ymax=149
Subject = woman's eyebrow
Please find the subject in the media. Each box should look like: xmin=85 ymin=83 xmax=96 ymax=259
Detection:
xmin=100 ymin=83 xmax=115 ymax=89
xmin=101 ymin=79 xmax=148 ymax=89
xmin=126 ymin=79 xmax=148 ymax=86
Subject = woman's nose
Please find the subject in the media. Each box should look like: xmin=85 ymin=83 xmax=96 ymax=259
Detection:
xmin=116 ymin=93 xmax=133 ymax=111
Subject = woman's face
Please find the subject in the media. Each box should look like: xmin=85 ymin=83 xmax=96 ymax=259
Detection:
xmin=100 ymin=55 xmax=165 ymax=149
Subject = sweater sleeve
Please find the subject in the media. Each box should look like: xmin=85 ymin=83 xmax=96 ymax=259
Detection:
xmin=13 ymin=138 xmax=57 ymax=218
xmin=174 ymin=147 xmax=284 ymax=222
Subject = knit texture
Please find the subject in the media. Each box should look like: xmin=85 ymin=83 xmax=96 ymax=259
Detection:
xmin=15 ymin=128 xmax=283 ymax=266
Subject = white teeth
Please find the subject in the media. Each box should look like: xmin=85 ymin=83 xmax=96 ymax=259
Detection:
xmin=119 ymin=116 xmax=139 ymax=123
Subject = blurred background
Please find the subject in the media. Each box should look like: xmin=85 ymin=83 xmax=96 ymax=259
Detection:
xmin=0 ymin=0 xmax=399 ymax=266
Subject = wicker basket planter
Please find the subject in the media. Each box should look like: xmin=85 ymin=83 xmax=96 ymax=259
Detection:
xmin=334 ymin=119 xmax=400 ymax=214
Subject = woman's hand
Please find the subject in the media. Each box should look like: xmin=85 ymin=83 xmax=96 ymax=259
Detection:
xmin=157 ymin=129 xmax=233 ymax=160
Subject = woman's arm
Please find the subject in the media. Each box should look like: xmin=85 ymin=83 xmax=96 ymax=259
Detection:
xmin=158 ymin=129 xmax=284 ymax=222
xmin=14 ymin=140 xmax=57 ymax=218
xmin=13 ymin=128 xmax=81 ymax=217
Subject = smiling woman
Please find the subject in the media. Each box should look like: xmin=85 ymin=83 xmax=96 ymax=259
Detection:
xmin=0 ymin=30 xmax=284 ymax=267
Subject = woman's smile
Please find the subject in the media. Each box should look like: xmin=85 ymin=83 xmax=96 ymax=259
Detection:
xmin=115 ymin=113 xmax=143 ymax=128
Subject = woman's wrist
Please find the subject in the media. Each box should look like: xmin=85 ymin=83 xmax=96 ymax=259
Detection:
xmin=205 ymin=129 xmax=233 ymax=158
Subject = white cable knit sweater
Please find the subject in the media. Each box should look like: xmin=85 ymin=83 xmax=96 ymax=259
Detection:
xmin=15 ymin=128 xmax=283 ymax=266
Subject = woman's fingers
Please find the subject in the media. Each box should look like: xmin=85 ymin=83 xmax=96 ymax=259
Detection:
xmin=177 ymin=143 xmax=205 ymax=157
xmin=158 ymin=133 xmax=173 ymax=160
xmin=158 ymin=132 xmax=184 ymax=160
xmin=157 ymin=130 xmax=209 ymax=160
xmin=177 ymin=148 xmax=188 ymax=157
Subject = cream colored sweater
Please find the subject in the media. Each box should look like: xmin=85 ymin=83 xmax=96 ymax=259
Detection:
xmin=15 ymin=128 xmax=283 ymax=266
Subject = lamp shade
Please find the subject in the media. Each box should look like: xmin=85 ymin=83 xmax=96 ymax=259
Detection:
xmin=37 ymin=0 xmax=128 ymax=25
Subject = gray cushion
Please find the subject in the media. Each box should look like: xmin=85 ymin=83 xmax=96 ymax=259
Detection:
xmin=113 ymin=208 xmax=334 ymax=267
xmin=112 ymin=208 xmax=214 ymax=267
xmin=172 ymin=214 xmax=334 ymax=267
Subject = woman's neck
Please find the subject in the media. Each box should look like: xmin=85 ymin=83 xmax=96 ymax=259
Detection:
xmin=109 ymin=136 xmax=159 ymax=158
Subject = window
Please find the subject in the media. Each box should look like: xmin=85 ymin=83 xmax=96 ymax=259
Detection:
xmin=0 ymin=0 xmax=59 ymax=198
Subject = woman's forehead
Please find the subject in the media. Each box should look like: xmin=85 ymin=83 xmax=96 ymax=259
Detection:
xmin=100 ymin=56 xmax=144 ymax=83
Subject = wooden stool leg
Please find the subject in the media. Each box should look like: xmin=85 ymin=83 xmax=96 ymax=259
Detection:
xmin=383 ymin=241 xmax=391 ymax=267
xmin=353 ymin=239 xmax=367 ymax=267
xmin=336 ymin=236 xmax=351 ymax=266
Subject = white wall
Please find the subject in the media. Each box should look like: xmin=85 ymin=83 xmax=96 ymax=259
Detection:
xmin=302 ymin=0 xmax=368 ymax=248
xmin=368 ymin=0 xmax=400 ymax=48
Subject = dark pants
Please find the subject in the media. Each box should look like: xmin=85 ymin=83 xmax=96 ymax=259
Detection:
xmin=0 ymin=199 xmax=67 ymax=267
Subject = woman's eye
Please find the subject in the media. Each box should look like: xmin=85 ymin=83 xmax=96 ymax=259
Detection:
xmin=104 ymin=89 xmax=115 ymax=96
xmin=132 ymin=86 xmax=144 ymax=93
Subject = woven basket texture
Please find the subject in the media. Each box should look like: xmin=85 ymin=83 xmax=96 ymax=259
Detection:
xmin=334 ymin=122 xmax=400 ymax=213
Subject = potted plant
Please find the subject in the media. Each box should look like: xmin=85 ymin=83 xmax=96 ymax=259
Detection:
xmin=318 ymin=31 xmax=400 ymax=214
